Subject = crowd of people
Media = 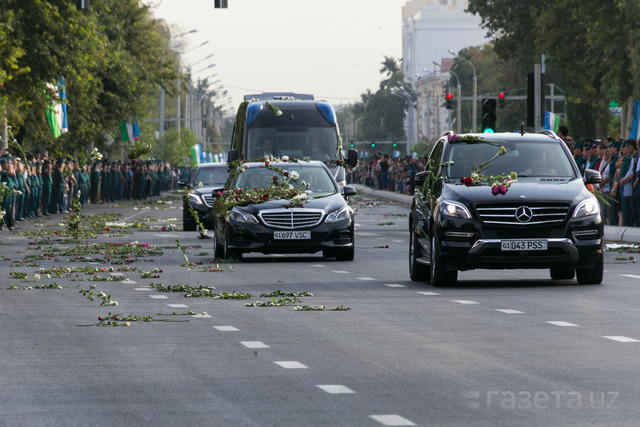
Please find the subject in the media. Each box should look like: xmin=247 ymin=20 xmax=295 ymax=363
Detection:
xmin=557 ymin=125 xmax=640 ymax=227
xmin=1 ymin=148 xmax=188 ymax=231
xmin=349 ymin=153 xmax=427 ymax=195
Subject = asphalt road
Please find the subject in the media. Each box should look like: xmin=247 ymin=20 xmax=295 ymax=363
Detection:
xmin=1 ymin=191 xmax=639 ymax=426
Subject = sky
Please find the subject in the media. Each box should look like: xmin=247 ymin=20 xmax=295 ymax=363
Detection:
xmin=146 ymin=0 xmax=407 ymax=112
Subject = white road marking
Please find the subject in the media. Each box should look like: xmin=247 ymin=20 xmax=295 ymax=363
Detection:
xmin=391 ymin=240 xmax=403 ymax=243
xmin=134 ymin=288 xmax=151 ymax=291
xmin=417 ymin=292 xmax=440 ymax=296
xmin=356 ymin=232 xmax=381 ymax=236
xmin=108 ymin=272 xmax=124 ymax=276
xmin=358 ymin=277 xmax=376 ymax=281
xmin=152 ymin=233 xmax=176 ymax=237
xmin=317 ymin=385 xmax=355 ymax=394
xmin=385 ymin=284 xmax=405 ymax=288
xmin=149 ymin=295 xmax=169 ymax=299
xmin=214 ymin=326 xmax=239 ymax=331
xmin=621 ymin=274 xmax=640 ymax=279
xmin=332 ymin=271 xmax=350 ymax=274
xmin=274 ymin=361 xmax=308 ymax=369
xmin=496 ymin=309 xmax=524 ymax=314
xmin=167 ymin=304 xmax=189 ymax=308
xmin=123 ymin=280 xmax=136 ymax=284
xmin=453 ymin=300 xmax=479 ymax=305
xmin=604 ymin=336 xmax=639 ymax=343
xmin=310 ymin=265 xmax=326 ymax=268
xmin=546 ymin=321 xmax=578 ymax=327
xmin=370 ymin=415 xmax=416 ymax=426
xmin=241 ymin=341 xmax=270 ymax=349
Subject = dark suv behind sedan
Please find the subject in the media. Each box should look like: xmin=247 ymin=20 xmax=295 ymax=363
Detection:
xmin=180 ymin=163 xmax=229 ymax=231
xmin=409 ymin=131 xmax=603 ymax=286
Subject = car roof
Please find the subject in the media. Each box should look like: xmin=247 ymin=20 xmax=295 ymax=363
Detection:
xmin=240 ymin=160 xmax=327 ymax=169
xmin=443 ymin=131 xmax=563 ymax=144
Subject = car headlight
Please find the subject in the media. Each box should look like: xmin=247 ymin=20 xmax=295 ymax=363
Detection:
xmin=325 ymin=206 xmax=352 ymax=223
xmin=188 ymin=193 xmax=204 ymax=205
xmin=573 ymin=198 xmax=600 ymax=218
xmin=230 ymin=207 xmax=259 ymax=224
xmin=441 ymin=200 xmax=471 ymax=219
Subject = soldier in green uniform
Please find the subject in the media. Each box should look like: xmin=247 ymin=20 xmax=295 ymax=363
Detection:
xmin=572 ymin=140 xmax=586 ymax=175
xmin=49 ymin=159 xmax=65 ymax=214
xmin=41 ymin=159 xmax=52 ymax=215
xmin=1 ymin=157 xmax=18 ymax=229
xmin=14 ymin=158 xmax=26 ymax=221
xmin=33 ymin=160 xmax=43 ymax=217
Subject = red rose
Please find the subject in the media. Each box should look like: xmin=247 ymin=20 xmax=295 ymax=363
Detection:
xmin=460 ymin=177 xmax=473 ymax=187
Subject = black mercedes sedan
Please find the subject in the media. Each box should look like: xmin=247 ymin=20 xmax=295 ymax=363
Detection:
xmin=409 ymin=131 xmax=603 ymax=286
xmin=212 ymin=160 xmax=356 ymax=260
xmin=180 ymin=163 xmax=229 ymax=231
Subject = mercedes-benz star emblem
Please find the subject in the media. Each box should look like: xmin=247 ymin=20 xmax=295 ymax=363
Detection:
xmin=515 ymin=206 xmax=533 ymax=222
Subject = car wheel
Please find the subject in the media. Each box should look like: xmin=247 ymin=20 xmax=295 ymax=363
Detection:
xmin=213 ymin=229 xmax=224 ymax=259
xmin=335 ymin=245 xmax=354 ymax=261
xmin=550 ymin=266 xmax=575 ymax=280
xmin=182 ymin=202 xmax=197 ymax=231
xmin=430 ymin=232 xmax=457 ymax=286
xmin=409 ymin=225 xmax=430 ymax=281
xmin=576 ymin=254 xmax=603 ymax=285
xmin=223 ymin=230 xmax=242 ymax=261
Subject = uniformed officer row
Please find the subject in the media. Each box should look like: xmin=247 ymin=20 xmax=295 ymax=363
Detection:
xmin=1 ymin=153 xmax=173 ymax=230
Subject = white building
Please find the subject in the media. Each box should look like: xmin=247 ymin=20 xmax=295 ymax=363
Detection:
xmin=402 ymin=0 xmax=487 ymax=143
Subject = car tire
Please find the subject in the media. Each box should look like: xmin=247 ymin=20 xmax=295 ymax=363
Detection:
xmin=409 ymin=225 xmax=430 ymax=281
xmin=430 ymin=233 xmax=457 ymax=287
xmin=550 ymin=266 xmax=575 ymax=280
xmin=223 ymin=230 xmax=242 ymax=261
xmin=335 ymin=245 xmax=354 ymax=261
xmin=183 ymin=202 xmax=197 ymax=231
xmin=213 ymin=230 xmax=225 ymax=259
xmin=576 ymin=254 xmax=603 ymax=285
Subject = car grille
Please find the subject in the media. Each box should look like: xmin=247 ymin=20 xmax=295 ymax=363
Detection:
xmin=203 ymin=195 xmax=215 ymax=207
xmin=476 ymin=203 xmax=569 ymax=225
xmin=259 ymin=208 xmax=324 ymax=229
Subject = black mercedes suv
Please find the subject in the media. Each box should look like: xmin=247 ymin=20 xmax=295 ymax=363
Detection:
xmin=409 ymin=131 xmax=603 ymax=286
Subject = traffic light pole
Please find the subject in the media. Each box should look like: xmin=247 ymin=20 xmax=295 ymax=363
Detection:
xmin=456 ymin=81 xmax=461 ymax=134
xmin=472 ymin=75 xmax=477 ymax=133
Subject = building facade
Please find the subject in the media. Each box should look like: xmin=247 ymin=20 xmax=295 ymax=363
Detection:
xmin=402 ymin=0 xmax=486 ymax=143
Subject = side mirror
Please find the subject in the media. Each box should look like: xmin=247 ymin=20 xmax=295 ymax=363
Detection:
xmin=177 ymin=179 xmax=188 ymax=187
xmin=414 ymin=171 xmax=428 ymax=187
xmin=584 ymin=168 xmax=601 ymax=184
xmin=342 ymin=185 xmax=357 ymax=197
xmin=346 ymin=149 xmax=358 ymax=168
xmin=227 ymin=150 xmax=238 ymax=164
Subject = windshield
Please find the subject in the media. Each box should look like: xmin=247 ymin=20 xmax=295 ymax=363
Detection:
xmin=235 ymin=166 xmax=337 ymax=195
xmin=445 ymin=141 xmax=575 ymax=179
xmin=193 ymin=167 xmax=229 ymax=186
xmin=247 ymin=127 xmax=338 ymax=161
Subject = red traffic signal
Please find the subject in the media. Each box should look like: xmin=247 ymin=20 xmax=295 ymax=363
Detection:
xmin=498 ymin=92 xmax=505 ymax=108
xmin=445 ymin=93 xmax=453 ymax=109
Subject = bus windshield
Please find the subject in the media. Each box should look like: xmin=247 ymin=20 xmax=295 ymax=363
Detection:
xmin=247 ymin=127 xmax=338 ymax=161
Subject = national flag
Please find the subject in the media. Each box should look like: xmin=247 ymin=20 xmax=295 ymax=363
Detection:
xmin=544 ymin=111 xmax=560 ymax=133
xmin=45 ymin=82 xmax=63 ymax=138
xmin=120 ymin=121 xmax=134 ymax=143
xmin=58 ymin=78 xmax=68 ymax=134
xmin=191 ymin=143 xmax=203 ymax=166
xmin=133 ymin=122 xmax=140 ymax=140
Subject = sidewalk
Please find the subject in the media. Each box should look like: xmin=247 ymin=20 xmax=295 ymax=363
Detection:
xmin=353 ymin=184 xmax=640 ymax=244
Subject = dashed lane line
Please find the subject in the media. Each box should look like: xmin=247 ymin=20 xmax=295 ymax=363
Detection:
xmin=316 ymin=385 xmax=355 ymax=394
xmin=241 ymin=341 xmax=270 ymax=349
xmin=370 ymin=414 xmax=416 ymax=426
xmin=149 ymin=295 xmax=169 ymax=299
xmin=167 ymin=304 xmax=189 ymax=308
xmin=214 ymin=326 xmax=239 ymax=332
xmin=417 ymin=292 xmax=440 ymax=296
xmin=495 ymin=309 xmax=524 ymax=314
xmin=385 ymin=284 xmax=405 ymax=288
xmin=452 ymin=300 xmax=479 ymax=305
xmin=603 ymin=336 xmax=640 ymax=343
xmin=546 ymin=321 xmax=579 ymax=327
xmin=274 ymin=361 xmax=308 ymax=369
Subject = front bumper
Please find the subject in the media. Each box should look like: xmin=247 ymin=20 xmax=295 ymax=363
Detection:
xmin=226 ymin=218 xmax=354 ymax=255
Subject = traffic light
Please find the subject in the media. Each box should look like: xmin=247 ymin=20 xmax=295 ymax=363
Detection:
xmin=214 ymin=0 xmax=228 ymax=8
xmin=445 ymin=93 xmax=453 ymax=110
xmin=481 ymin=98 xmax=497 ymax=133
xmin=498 ymin=92 xmax=505 ymax=109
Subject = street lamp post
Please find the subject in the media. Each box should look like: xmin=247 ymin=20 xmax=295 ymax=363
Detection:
xmin=159 ymin=29 xmax=197 ymax=143
xmin=448 ymin=49 xmax=477 ymax=133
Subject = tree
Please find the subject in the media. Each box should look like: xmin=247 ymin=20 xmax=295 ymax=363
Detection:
xmin=467 ymin=0 xmax=640 ymax=138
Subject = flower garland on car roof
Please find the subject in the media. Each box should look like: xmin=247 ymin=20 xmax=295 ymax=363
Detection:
xmin=212 ymin=156 xmax=311 ymax=215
